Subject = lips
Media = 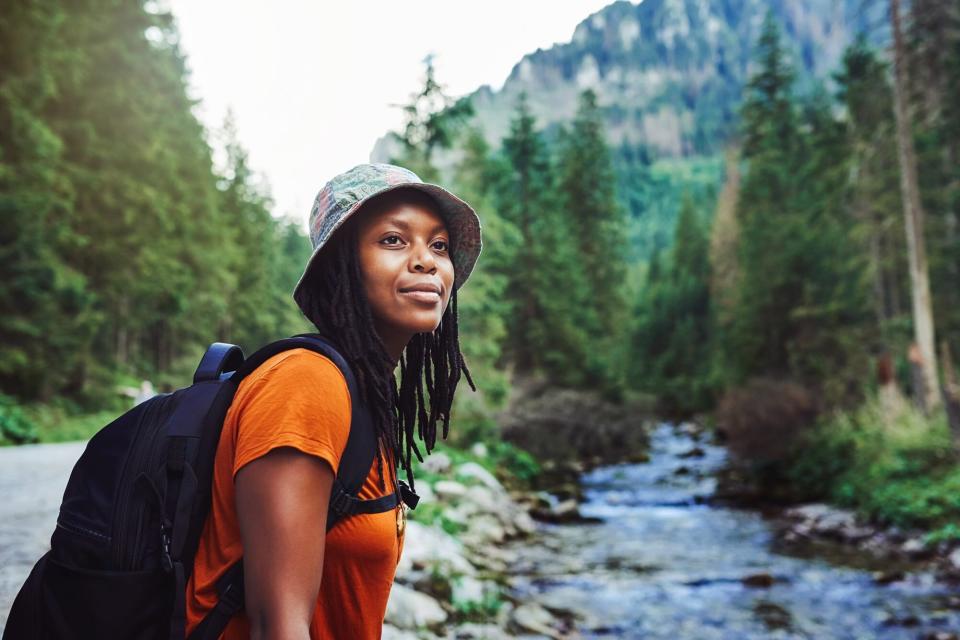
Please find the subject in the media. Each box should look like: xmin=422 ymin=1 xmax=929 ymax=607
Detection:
xmin=398 ymin=282 xmax=442 ymax=304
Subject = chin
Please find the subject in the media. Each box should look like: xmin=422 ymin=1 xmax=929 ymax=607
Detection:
xmin=400 ymin=314 xmax=443 ymax=336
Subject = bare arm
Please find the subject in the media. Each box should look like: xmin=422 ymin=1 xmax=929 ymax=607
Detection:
xmin=235 ymin=447 xmax=334 ymax=640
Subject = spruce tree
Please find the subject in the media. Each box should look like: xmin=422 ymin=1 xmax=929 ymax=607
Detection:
xmin=497 ymin=94 xmax=595 ymax=386
xmin=556 ymin=89 xmax=628 ymax=340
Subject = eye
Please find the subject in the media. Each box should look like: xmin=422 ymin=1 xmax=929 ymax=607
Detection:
xmin=379 ymin=234 xmax=403 ymax=246
xmin=432 ymin=239 xmax=449 ymax=252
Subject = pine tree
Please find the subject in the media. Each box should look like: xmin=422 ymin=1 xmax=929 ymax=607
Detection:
xmin=497 ymin=94 xmax=595 ymax=386
xmin=390 ymin=55 xmax=473 ymax=182
xmin=727 ymin=11 xmax=804 ymax=380
xmin=631 ymin=196 xmax=714 ymax=414
xmin=556 ymin=89 xmax=629 ymax=340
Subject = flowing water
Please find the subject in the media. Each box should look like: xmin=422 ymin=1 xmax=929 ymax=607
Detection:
xmin=508 ymin=424 xmax=960 ymax=639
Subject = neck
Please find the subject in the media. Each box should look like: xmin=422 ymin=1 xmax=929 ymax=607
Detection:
xmin=374 ymin=321 xmax=412 ymax=367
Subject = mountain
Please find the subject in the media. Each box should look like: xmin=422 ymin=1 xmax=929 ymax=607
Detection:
xmin=374 ymin=0 xmax=882 ymax=161
xmin=371 ymin=0 xmax=885 ymax=258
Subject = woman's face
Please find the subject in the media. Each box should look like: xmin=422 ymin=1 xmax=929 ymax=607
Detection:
xmin=355 ymin=195 xmax=454 ymax=357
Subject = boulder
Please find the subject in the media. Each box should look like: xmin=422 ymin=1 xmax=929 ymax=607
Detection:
xmin=415 ymin=482 xmax=436 ymax=504
xmin=385 ymin=583 xmax=447 ymax=630
xmin=457 ymin=462 xmax=506 ymax=494
xmin=462 ymin=514 xmax=506 ymax=545
xmin=381 ymin=623 xmax=422 ymax=640
xmin=435 ymin=480 xmax=469 ymax=500
xmin=452 ymin=623 xmax=509 ymax=639
xmin=741 ymin=572 xmax=775 ymax=588
xmin=401 ymin=521 xmax=475 ymax=576
xmin=421 ymin=452 xmax=453 ymax=474
xmin=949 ymin=547 xmax=960 ymax=571
xmin=510 ymin=602 xmax=561 ymax=639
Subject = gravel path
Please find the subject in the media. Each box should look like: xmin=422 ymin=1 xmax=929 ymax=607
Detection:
xmin=0 ymin=442 xmax=85 ymax=634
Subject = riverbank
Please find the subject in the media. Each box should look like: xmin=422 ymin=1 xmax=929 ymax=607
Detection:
xmin=713 ymin=395 xmax=960 ymax=588
xmin=385 ymin=446 xmax=585 ymax=639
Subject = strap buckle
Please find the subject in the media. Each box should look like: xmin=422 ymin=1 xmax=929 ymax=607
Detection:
xmin=329 ymin=482 xmax=359 ymax=515
xmin=399 ymin=481 xmax=420 ymax=510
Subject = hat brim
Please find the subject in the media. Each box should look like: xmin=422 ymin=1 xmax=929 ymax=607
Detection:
xmin=293 ymin=181 xmax=482 ymax=312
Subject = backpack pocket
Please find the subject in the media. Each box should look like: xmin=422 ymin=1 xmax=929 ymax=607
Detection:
xmin=7 ymin=553 xmax=173 ymax=640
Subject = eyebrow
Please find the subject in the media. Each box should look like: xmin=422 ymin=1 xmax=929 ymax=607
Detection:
xmin=381 ymin=216 xmax=448 ymax=236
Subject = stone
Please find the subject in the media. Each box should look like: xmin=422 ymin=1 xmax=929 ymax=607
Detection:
xmin=457 ymin=462 xmax=506 ymax=494
xmin=434 ymin=480 xmax=469 ymax=500
xmin=470 ymin=442 xmax=489 ymax=458
xmin=415 ymin=482 xmax=436 ymax=504
xmin=421 ymin=452 xmax=452 ymax=474
xmin=902 ymin=536 xmax=932 ymax=559
xmin=531 ymin=499 xmax=582 ymax=523
xmin=385 ymin=583 xmax=448 ymax=630
xmin=872 ymin=570 xmax=905 ymax=585
xmin=510 ymin=602 xmax=561 ymax=639
xmin=453 ymin=623 xmax=509 ymax=639
xmin=512 ymin=510 xmax=537 ymax=535
xmin=948 ymin=547 xmax=960 ymax=571
xmin=741 ymin=572 xmax=775 ymax=588
xmin=401 ymin=521 xmax=475 ymax=575
xmin=784 ymin=503 xmax=834 ymax=522
xmin=381 ymin=623 xmax=422 ymax=640
xmin=463 ymin=514 xmax=507 ymax=545
xmin=452 ymin=575 xmax=492 ymax=606
xmin=465 ymin=485 xmax=504 ymax=515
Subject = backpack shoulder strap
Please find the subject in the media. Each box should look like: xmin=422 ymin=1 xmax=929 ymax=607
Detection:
xmin=231 ymin=333 xmax=384 ymax=524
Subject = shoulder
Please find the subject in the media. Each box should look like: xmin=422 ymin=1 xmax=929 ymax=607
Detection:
xmin=230 ymin=347 xmax=354 ymax=476
xmin=238 ymin=347 xmax=351 ymax=411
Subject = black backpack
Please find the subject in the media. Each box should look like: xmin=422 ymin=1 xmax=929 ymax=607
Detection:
xmin=3 ymin=334 xmax=418 ymax=640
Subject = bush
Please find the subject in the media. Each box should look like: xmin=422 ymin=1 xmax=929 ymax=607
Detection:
xmin=787 ymin=396 xmax=960 ymax=533
xmin=717 ymin=378 xmax=818 ymax=466
xmin=0 ymin=394 xmax=39 ymax=444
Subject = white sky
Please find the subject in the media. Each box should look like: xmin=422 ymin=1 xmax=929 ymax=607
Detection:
xmin=166 ymin=0 xmax=616 ymax=226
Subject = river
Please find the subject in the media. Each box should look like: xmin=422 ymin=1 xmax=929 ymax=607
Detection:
xmin=507 ymin=423 xmax=960 ymax=639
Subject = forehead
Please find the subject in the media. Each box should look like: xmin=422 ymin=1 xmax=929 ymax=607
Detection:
xmin=356 ymin=199 xmax=448 ymax=234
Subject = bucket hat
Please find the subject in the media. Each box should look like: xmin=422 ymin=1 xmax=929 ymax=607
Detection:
xmin=293 ymin=163 xmax=482 ymax=312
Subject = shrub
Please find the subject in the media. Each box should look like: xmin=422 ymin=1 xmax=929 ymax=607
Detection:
xmin=0 ymin=394 xmax=39 ymax=444
xmin=717 ymin=378 xmax=818 ymax=466
xmin=787 ymin=396 xmax=960 ymax=532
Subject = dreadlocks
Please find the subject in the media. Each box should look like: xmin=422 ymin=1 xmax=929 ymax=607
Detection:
xmin=293 ymin=203 xmax=475 ymax=493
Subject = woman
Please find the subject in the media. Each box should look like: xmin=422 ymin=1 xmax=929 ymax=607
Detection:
xmin=184 ymin=163 xmax=482 ymax=639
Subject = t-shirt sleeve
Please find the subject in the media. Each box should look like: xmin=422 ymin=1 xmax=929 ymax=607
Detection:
xmin=231 ymin=349 xmax=352 ymax=479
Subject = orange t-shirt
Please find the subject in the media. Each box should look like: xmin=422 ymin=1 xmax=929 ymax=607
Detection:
xmin=185 ymin=348 xmax=405 ymax=639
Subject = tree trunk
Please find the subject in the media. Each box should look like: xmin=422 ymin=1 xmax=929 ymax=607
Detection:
xmin=891 ymin=0 xmax=940 ymax=411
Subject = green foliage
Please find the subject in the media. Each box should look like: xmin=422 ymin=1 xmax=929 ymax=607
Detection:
xmin=451 ymin=580 xmax=504 ymax=621
xmin=0 ymin=394 xmax=38 ymax=444
xmin=631 ymin=196 xmax=715 ymax=414
xmin=720 ymin=14 xmax=872 ymax=405
xmin=786 ymin=398 xmax=960 ymax=531
xmin=496 ymin=94 xmax=578 ymax=379
xmin=0 ymin=1 xmax=313 ymax=406
xmin=389 ymin=55 xmax=474 ymax=182
xmin=556 ymin=90 xmax=631 ymax=393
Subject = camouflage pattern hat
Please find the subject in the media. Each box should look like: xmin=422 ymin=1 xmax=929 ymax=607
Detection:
xmin=293 ymin=163 xmax=482 ymax=311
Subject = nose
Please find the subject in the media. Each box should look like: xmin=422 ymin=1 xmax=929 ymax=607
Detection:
xmin=411 ymin=240 xmax=437 ymax=274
